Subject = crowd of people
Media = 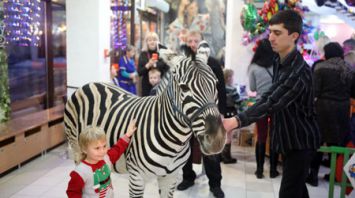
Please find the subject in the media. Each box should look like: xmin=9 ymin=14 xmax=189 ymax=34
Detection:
xmin=67 ymin=8 xmax=355 ymax=198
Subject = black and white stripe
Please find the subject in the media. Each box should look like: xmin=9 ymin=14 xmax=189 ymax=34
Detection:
xmin=64 ymin=42 xmax=226 ymax=198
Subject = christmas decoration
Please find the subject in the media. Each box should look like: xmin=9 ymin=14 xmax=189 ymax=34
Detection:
xmin=240 ymin=4 xmax=260 ymax=32
xmin=0 ymin=7 xmax=10 ymax=123
xmin=241 ymin=0 xmax=315 ymax=51
xmin=111 ymin=0 xmax=130 ymax=50
xmin=0 ymin=49 xmax=10 ymax=123
xmin=3 ymin=0 xmax=42 ymax=46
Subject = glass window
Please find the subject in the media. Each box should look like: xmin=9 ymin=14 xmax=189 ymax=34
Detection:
xmin=52 ymin=2 xmax=66 ymax=106
xmin=5 ymin=1 xmax=47 ymax=117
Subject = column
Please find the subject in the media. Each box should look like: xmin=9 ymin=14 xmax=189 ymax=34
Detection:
xmin=66 ymin=0 xmax=111 ymax=97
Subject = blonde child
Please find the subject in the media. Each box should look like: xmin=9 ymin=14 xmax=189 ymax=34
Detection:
xmin=221 ymin=69 xmax=239 ymax=164
xmin=148 ymin=68 xmax=162 ymax=96
xmin=66 ymin=120 xmax=137 ymax=198
xmin=118 ymin=45 xmax=138 ymax=94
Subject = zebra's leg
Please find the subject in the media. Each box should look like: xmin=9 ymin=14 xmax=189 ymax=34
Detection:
xmin=157 ymin=173 xmax=178 ymax=198
xmin=128 ymin=171 xmax=145 ymax=198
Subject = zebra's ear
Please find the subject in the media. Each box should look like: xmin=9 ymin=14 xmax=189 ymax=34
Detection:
xmin=159 ymin=47 xmax=181 ymax=73
xmin=196 ymin=41 xmax=210 ymax=64
xmin=157 ymin=43 xmax=167 ymax=50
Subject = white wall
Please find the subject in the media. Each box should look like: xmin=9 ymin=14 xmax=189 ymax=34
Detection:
xmin=225 ymin=0 xmax=253 ymax=89
xmin=66 ymin=0 xmax=111 ymax=96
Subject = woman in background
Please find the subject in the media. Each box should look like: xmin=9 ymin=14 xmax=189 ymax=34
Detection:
xmin=307 ymin=42 xmax=353 ymax=186
xmin=248 ymin=39 xmax=279 ymax=179
xmin=138 ymin=32 xmax=168 ymax=96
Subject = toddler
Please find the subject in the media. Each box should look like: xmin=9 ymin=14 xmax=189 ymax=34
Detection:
xmin=66 ymin=120 xmax=136 ymax=197
xmin=148 ymin=68 xmax=162 ymax=95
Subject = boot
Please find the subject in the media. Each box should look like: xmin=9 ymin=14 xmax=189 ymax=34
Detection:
xmin=221 ymin=143 xmax=237 ymax=164
xmin=270 ymin=150 xmax=280 ymax=178
xmin=306 ymin=168 xmax=319 ymax=186
xmin=255 ymin=142 xmax=265 ymax=179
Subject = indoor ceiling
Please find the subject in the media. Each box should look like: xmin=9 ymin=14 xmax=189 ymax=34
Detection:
xmin=302 ymin=0 xmax=355 ymax=27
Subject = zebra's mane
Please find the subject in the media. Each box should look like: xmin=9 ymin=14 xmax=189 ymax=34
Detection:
xmin=155 ymin=41 xmax=213 ymax=95
xmin=153 ymin=57 xmax=214 ymax=96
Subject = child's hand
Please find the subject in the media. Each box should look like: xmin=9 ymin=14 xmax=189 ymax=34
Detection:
xmin=125 ymin=119 xmax=137 ymax=138
xmin=129 ymin=72 xmax=137 ymax=79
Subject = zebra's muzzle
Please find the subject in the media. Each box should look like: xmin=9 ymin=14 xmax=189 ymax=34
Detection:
xmin=196 ymin=115 xmax=226 ymax=155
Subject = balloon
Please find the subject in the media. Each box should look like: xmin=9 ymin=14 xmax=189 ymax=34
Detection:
xmin=240 ymin=4 xmax=259 ymax=32
xmin=274 ymin=3 xmax=279 ymax=13
xmin=314 ymin=30 xmax=325 ymax=41
xmin=267 ymin=11 xmax=272 ymax=20
xmin=320 ymin=31 xmax=325 ymax=37
xmin=270 ymin=0 xmax=279 ymax=13
xmin=260 ymin=0 xmax=279 ymax=22
xmin=288 ymin=0 xmax=299 ymax=7
xmin=241 ymin=34 xmax=250 ymax=46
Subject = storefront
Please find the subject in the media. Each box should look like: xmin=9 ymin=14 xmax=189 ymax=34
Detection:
xmin=0 ymin=0 xmax=66 ymax=122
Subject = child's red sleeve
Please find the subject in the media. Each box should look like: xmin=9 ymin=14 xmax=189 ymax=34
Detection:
xmin=107 ymin=136 xmax=130 ymax=163
xmin=66 ymin=171 xmax=84 ymax=198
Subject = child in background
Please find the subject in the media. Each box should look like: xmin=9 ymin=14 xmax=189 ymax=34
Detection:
xmin=66 ymin=120 xmax=137 ymax=198
xmin=224 ymin=69 xmax=242 ymax=117
xmin=118 ymin=45 xmax=138 ymax=94
xmin=148 ymin=68 xmax=162 ymax=96
xmin=221 ymin=69 xmax=240 ymax=164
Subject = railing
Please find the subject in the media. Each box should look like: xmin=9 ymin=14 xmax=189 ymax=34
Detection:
xmin=318 ymin=146 xmax=355 ymax=198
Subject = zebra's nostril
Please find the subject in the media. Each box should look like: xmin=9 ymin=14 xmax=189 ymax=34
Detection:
xmin=205 ymin=134 xmax=211 ymax=142
xmin=205 ymin=116 xmax=219 ymax=132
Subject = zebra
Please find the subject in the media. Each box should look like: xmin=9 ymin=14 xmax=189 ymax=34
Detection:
xmin=64 ymin=41 xmax=226 ymax=198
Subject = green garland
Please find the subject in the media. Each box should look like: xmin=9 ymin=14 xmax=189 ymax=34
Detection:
xmin=0 ymin=49 xmax=10 ymax=123
xmin=0 ymin=2 xmax=10 ymax=123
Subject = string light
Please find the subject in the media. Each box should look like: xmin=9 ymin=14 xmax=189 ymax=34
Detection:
xmin=111 ymin=0 xmax=129 ymax=50
xmin=3 ymin=0 xmax=42 ymax=46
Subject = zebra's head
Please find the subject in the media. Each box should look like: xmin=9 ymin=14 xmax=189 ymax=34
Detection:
xmin=159 ymin=41 xmax=226 ymax=155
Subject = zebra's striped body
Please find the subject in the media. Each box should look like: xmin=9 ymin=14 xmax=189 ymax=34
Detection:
xmin=64 ymin=42 xmax=226 ymax=198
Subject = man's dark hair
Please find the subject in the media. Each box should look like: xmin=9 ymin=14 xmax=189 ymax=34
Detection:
xmin=269 ymin=10 xmax=303 ymax=36
xmin=324 ymin=42 xmax=344 ymax=60
xmin=250 ymin=39 xmax=275 ymax=68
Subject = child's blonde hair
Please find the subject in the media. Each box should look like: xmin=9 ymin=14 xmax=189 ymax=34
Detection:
xmin=223 ymin=69 xmax=234 ymax=82
xmin=148 ymin=68 xmax=161 ymax=77
xmin=76 ymin=126 xmax=106 ymax=162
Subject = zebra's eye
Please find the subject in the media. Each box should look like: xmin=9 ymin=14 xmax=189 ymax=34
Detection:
xmin=179 ymin=83 xmax=190 ymax=92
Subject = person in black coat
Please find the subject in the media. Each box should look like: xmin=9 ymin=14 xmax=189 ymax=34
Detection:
xmin=307 ymin=42 xmax=353 ymax=186
xmin=176 ymin=30 xmax=227 ymax=198
xmin=137 ymin=32 xmax=169 ymax=96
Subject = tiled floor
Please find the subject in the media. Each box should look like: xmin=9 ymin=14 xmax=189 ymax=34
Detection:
xmin=0 ymin=142 xmax=351 ymax=198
